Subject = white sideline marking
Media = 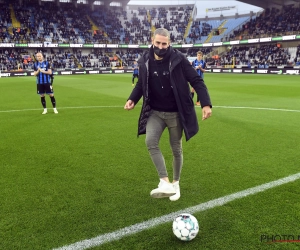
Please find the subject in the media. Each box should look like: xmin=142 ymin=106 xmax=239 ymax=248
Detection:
xmin=1 ymin=105 xmax=300 ymax=114
xmin=213 ymin=106 xmax=300 ymax=113
xmin=53 ymin=172 xmax=300 ymax=250
xmin=0 ymin=106 xmax=121 ymax=113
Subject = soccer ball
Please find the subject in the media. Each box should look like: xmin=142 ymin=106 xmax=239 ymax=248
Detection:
xmin=172 ymin=213 xmax=199 ymax=241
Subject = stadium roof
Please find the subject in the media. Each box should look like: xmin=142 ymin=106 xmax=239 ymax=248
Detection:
xmin=44 ymin=0 xmax=130 ymax=6
xmin=108 ymin=0 xmax=300 ymax=8
xmin=42 ymin=0 xmax=300 ymax=8
xmin=238 ymin=0 xmax=300 ymax=8
xmin=94 ymin=0 xmax=130 ymax=5
xmin=78 ymin=0 xmax=130 ymax=6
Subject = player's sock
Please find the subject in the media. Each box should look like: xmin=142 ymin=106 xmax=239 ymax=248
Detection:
xmin=191 ymin=92 xmax=194 ymax=99
xmin=41 ymin=96 xmax=46 ymax=108
xmin=50 ymin=96 xmax=56 ymax=108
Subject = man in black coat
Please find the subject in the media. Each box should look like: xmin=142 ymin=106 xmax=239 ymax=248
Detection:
xmin=124 ymin=28 xmax=212 ymax=201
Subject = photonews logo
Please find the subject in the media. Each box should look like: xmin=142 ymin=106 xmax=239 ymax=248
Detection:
xmin=261 ymin=234 xmax=300 ymax=244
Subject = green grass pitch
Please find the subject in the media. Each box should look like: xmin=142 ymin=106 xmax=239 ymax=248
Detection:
xmin=1 ymin=73 xmax=300 ymax=250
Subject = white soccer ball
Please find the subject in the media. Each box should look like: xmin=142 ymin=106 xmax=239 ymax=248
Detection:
xmin=172 ymin=213 xmax=199 ymax=241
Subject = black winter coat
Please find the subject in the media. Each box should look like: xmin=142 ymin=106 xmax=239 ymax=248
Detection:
xmin=128 ymin=48 xmax=212 ymax=141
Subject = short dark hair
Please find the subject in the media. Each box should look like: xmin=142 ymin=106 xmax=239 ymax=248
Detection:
xmin=152 ymin=28 xmax=170 ymax=40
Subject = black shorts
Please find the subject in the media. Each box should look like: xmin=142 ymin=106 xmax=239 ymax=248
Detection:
xmin=133 ymin=74 xmax=138 ymax=78
xmin=37 ymin=83 xmax=54 ymax=95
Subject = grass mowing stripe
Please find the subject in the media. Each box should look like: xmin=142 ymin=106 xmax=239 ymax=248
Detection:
xmin=1 ymin=106 xmax=300 ymax=113
xmin=53 ymin=172 xmax=300 ymax=250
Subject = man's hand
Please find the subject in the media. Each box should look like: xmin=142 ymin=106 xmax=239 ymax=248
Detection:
xmin=35 ymin=68 xmax=40 ymax=76
xmin=124 ymin=100 xmax=135 ymax=110
xmin=202 ymin=106 xmax=212 ymax=120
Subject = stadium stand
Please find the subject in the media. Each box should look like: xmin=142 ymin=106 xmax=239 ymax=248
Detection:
xmin=1 ymin=0 xmax=300 ymax=71
xmin=230 ymin=5 xmax=300 ymax=40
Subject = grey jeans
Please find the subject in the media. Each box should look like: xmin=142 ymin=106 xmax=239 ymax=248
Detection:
xmin=145 ymin=110 xmax=183 ymax=181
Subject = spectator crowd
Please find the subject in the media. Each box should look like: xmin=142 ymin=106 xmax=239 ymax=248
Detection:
xmin=1 ymin=0 xmax=300 ymax=70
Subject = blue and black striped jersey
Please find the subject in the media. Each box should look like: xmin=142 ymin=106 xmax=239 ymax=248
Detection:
xmin=34 ymin=61 xmax=51 ymax=84
xmin=192 ymin=59 xmax=206 ymax=79
xmin=132 ymin=64 xmax=139 ymax=74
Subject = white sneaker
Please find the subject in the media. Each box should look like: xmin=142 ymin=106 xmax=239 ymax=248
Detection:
xmin=53 ymin=108 xmax=58 ymax=114
xmin=150 ymin=179 xmax=176 ymax=198
xmin=42 ymin=108 xmax=47 ymax=115
xmin=169 ymin=181 xmax=180 ymax=201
